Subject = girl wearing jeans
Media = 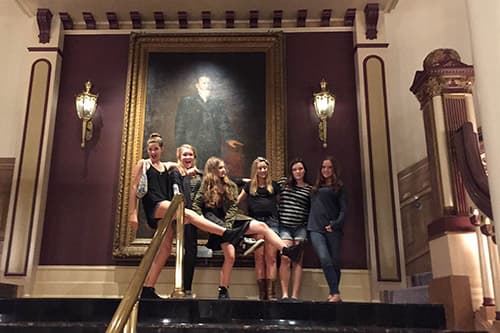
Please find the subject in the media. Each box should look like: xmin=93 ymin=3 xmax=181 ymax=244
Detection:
xmin=307 ymin=156 xmax=347 ymax=303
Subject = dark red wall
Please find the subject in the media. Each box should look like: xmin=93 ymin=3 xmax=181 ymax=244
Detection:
xmin=285 ymin=32 xmax=366 ymax=269
xmin=40 ymin=32 xmax=367 ymax=269
xmin=40 ymin=35 xmax=129 ymax=265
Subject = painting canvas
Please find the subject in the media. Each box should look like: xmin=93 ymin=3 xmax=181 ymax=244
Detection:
xmin=144 ymin=52 xmax=266 ymax=177
xmin=114 ymin=33 xmax=285 ymax=259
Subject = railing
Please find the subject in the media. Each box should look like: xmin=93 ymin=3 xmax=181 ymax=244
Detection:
xmin=106 ymin=193 xmax=185 ymax=333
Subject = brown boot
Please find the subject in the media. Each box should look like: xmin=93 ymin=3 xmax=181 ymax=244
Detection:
xmin=266 ymin=279 xmax=277 ymax=301
xmin=257 ymin=279 xmax=267 ymax=300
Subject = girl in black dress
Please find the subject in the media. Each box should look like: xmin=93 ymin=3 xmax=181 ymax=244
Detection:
xmin=128 ymin=134 xmax=252 ymax=299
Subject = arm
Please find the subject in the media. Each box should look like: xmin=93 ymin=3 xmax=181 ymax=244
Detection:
xmin=192 ymin=180 xmax=205 ymax=216
xmin=236 ymin=189 xmax=247 ymax=206
xmin=128 ymin=159 xmax=145 ymax=231
xmin=330 ymin=189 xmax=348 ymax=231
xmin=163 ymin=161 xmax=178 ymax=171
xmin=169 ymin=167 xmax=183 ymax=195
xmin=224 ymin=185 xmax=240 ymax=228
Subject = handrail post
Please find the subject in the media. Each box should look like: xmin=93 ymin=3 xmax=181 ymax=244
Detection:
xmin=106 ymin=194 xmax=183 ymax=333
xmin=171 ymin=199 xmax=185 ymax=298
xmin=122 ymin=302 xmax=138 ymax=333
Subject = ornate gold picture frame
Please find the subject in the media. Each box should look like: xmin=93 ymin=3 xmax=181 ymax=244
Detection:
xmin=113 ymin=32 xmax=285 ymax=259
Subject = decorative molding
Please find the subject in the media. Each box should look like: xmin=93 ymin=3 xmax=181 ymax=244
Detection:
xmin=36 ymin=8 xmax=53 ymax=44
xmin=106 ymin=12 xmax=119 ymax=29
xmin=27 ymin=47 xmax=63 ymax=57
xmin=320 ymin=9 xmax=331 ymax=27
xmin=154 ymin=11 xmax=165 ymax=29
xmin=363 ymin=55 xmax=401 ymax=282
xmin=354 ymin=43 xmax=389 ymax=52
xmin=4 ymin=59 xmax=51 ymax=276
xmin=410 ymin=49 xmax=474 ymax=107
xmin=130 ymin=11 xmax=142 ymax=29
xmin=202 ymin=11 xmax=211 ymax=29
xmin=364 ymin=3 xmax=379 ymax=40
xmin=249 ymin=10 xmax=259 ymax=28
xmin=178 ymin=11 xmax=188 ymax=29
xmin=297 ymin=9 xmax=307 ymax=28
xmin=58 ymin=12 xmax=73 ymax=30
xmin=344 ymin=8 xmax=356 ymax=26
xmin=225 ymin=11 xmax=235 ymax=28
xmin=273 ymin=10 xmax=282 ymax=28
xmin=82 ymin=12 xmax=96 ymax=29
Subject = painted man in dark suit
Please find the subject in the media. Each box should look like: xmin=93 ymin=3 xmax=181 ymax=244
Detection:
xmin=175 ymin=75 xmax=243 ymax=171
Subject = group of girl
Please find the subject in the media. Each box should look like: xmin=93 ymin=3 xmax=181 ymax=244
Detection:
xmin=128 ymin=133 xmax=347 ymax=303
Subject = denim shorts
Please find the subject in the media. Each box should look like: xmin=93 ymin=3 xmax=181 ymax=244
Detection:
xmin=279 ymin=224 xmax=307 ymax=241
xmin=253 ymin=216 xmax=280 ymax=235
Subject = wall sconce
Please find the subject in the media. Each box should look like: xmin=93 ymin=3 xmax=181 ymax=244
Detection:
xmin=313 ymin=79 xmax=336 ymax=148
xmin=75 ymin=81 xmax=98 ymax=148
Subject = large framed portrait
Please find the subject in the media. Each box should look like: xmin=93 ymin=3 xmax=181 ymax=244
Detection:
xmin=114 ymin=33 xmax=285 ymax=259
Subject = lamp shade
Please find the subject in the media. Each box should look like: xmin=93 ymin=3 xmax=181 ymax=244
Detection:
xmin=76 ymin=81 xmax=98 ymax=120
xmin=313 ymin=79 xmax=335 ymax=119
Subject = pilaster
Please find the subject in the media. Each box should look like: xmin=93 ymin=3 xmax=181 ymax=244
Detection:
xmin=353 ymin=5 xmax=405 ymax=301
xmin=1 ymin=9 xmax=64 ymax=295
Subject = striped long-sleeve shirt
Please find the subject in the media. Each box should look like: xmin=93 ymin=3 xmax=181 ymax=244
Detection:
xmin=278 ymin=184 xmax=312 ymax=226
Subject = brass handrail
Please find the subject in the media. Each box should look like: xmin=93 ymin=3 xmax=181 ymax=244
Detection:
xmin=171 ymin=194 xmax=185 ymax=298
xmin=106 ymin=194 xmax=184 ymax=333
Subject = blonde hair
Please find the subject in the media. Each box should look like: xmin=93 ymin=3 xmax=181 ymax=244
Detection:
xmin=202 ymin=157 xmax=237 ymax=208
xmin=249 ymin=157 xmax=273 ymax=195
xmin=175 ymin=144 xmax=201 ymax=176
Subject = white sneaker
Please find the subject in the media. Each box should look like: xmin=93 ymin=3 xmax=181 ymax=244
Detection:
xmin=241 ymin=238 xmax=265 ymax=256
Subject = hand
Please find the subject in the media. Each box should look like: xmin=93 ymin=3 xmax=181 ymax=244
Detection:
xmin=325 ymin=225 xmax=333 ymax=233
xmin=186 ymin=167 xmax=197 ymax=176
xmin=226 ymin=139 xmax=244 ymax=149
xmin=129 ymin=215 xmax=139 ymax=231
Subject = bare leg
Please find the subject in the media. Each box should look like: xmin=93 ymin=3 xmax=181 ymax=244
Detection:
xmin=144 ymin=225 xmax=175 ymax=287
xmin=291 ymin=240 xmax=304 ymax=299
xmin=246 ymin=221 xmax=286 ymax=251
xmin=279 ymin=239 xmax=294 ymax=298
xmin=155 ymin=201 xmax=226 ymax=236
xmin=253 ymin=234 xmax=266 ymax=280
xmin=220 ymin=243 xmax=236 ymax=287
xmin=264 ymin=243 xmax=278 ymax=280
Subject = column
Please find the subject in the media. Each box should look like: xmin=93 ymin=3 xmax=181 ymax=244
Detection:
xmin=466 ymin=0 xmax=500 ymax=324
xmin=353 ymin=4 xmax=406 ymax=301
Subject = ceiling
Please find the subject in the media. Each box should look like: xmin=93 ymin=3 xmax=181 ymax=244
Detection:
xmin=15 ymin=0 xmax=399 ymax=30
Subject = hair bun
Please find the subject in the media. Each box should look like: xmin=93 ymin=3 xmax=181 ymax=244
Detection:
xmin=149 ymin=132 xmax=162 ymax=139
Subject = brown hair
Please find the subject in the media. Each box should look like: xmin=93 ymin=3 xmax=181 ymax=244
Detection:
xmin=312 ymin=156 xmax=343 ymax=193
xmin=201 ymin=157 xmax=237 ymax=208
xmin=285 ymin=158 xmax=310 ymax=188
xmin=146 ymin=132 xmax=163 ymax=147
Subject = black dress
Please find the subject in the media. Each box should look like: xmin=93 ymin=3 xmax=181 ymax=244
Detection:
xmin=141 ymin=164 xmax=172 ymax=229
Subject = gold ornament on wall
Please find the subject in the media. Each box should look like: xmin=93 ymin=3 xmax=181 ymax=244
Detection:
xmin=75 ymin=81 xmax=98 ymax=148
xmin=313 ymin=79 xmax=336 ymax=148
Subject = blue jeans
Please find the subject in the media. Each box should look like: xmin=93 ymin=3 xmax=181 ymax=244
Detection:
xmin=309 ymin=230 xmax=342 ymax=295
